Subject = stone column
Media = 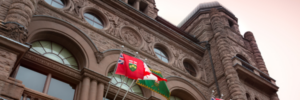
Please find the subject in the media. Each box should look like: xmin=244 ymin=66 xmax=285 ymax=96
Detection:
xmin=244 ymin=32 xmax=269 ymax=75
xmin=133 ymin=0 xmax=141 ymax=10
xmin=96 ymin=83 xmax=105 ymax=100
xmin=122 ymin=0 xmax=128 ymax=3
xmin=89 ymin=80 xmax=98 ymax=100
xmin=209 ymin=8 xmax=245 ymax=100
xmin=0 ymin=0 xmax=36 ymax=43
xmin=80 ymin=77 xmax=90 ymax=100
xmin=5 ymin=0 xmax=36 ymax=28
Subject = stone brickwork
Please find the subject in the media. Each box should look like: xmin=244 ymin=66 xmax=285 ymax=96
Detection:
xmin=0 ymin=0 xmax=279 ymax=100
xmin=0 ymin=48 xmax=17 ymax=79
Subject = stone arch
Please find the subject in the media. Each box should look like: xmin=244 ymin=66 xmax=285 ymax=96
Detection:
xmin=160 ymin=76 xmax=207 ymax=100
xmin=27 ymin=15 xmax=99 ymax=69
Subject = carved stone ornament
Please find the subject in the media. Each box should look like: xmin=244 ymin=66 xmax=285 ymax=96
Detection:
xmin=0 ymin=22 xmax=28 ymax=43
xmin=94 ymin=51 xmax=104 ymax=64
xmin=120 ymin=27 xmax=142 ymax=47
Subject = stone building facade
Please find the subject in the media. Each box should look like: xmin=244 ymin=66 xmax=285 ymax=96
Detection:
xmin=0 ymin=0 xmax=279 ymax=100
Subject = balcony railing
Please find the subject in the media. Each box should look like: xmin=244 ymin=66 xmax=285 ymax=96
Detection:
xmin=232 ymin=56 xmax=275 ymax=85
xmin=21 ymin=88 xmax=60 ymax=100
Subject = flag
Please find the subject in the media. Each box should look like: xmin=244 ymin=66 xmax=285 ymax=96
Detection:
xmin=143 ymin=63 xmax=167 ymax=82
xmin=136 ymin=69 xmax=170 ymax=100
xmin=115 ymin=53 xmax=145 ymax=80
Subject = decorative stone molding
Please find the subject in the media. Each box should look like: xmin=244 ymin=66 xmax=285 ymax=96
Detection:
xmin=81 ymin=68 xmax=111 ymax=84
xmin=23 ymin=52 xmax=82 ymax=81
xmin=95 ymin=51 xmax=104 ymax=64
xmin=0 ymin=22 xmax=28 ymax=43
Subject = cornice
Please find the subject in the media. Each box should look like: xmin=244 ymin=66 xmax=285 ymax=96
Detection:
xmin=233 ymin=64 xmax=278 ymax=91
xmin=95 ymin=0 xmax=205 ymax=55
xmin=22 ymin=51 xmax=82 ymax=82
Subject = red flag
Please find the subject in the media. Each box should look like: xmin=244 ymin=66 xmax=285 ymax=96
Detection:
xmin=115 ymin=53 xmax=145 ymax=80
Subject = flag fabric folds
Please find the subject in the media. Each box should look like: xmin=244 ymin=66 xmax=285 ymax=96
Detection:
xmin=136 ymin=69 xmax=170 ymax=100
xmin=115 ymin=53 xmax=145 ymax=80
xmin=143 ymin=63 xmax=167 ymax=82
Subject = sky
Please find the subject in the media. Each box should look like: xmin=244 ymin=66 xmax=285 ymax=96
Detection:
xmin=155 ymin=0 xmax=300 ymax=100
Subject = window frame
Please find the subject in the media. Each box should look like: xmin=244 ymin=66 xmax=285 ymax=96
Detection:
xmin=15 ymin=65 xmax=77 ymax=100
xmin=154 ymin=48 xmax=169 ymax=63
xmin=183 ymin=62 xmax=196 ymax=77
xmin=84 ymin=13 xmax=104 ymax=29
xmin=45 ymin=0 xmax=68 ymax=9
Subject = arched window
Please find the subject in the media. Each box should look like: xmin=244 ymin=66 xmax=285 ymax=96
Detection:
xmin=45 ymin=0 xmax=67 ymax=8
xmin=107 ymin=71 xmax=143 ymax=96
xmin=183 ymin=62 xmax=196 ymax=77
xmin=30 ymin=41 xmax=78 ymax=69
xmin=170 ymin=96 xmax=182 ymax=100
xmin=154 ymin=48 xmax=168 ymax=63
xmin=84 ymin=13 xmax=104 ymax=29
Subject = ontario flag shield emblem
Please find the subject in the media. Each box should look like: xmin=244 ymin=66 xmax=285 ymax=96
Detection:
xmin=129 ymin=60 xmax=137 ymax=72
xmin=115 ymin=53 xmax=145 ymax=80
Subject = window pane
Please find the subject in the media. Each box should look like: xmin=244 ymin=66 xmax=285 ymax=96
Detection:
xmin=84 ymin=13 xmax=94 ymax=19
xmin=154 ymin=48 xmax=161 ymax=54
xmin=51 ymin=1 xmax=64 ymax=8
xmin=85 ymin=18 xmax=94 ymax=26
xmin=44 ymin=54 xmax=64 ymax=63
xmin=16 ymin=66 xmax=47 ymax=92
xmin=64 ymin=57 xmax=77 ymax=66
xmin=52 ymin=42 xmax=63 ymax=54
xmin=40 ymin=41 xmax=52 ymax=52
xmin=161 ymin=57 xmax=168 ymax=63
xmin=31 ymin=42 xmax=45 ymax=54
xmin=94 ymin=23 xmax=103 ymax=29
xmin=59 ymin=49 xmax=72 ymax=59
xmin=48 ymin=78 xmax=75 ymax=100
xmin=45 ymin=0 xmax=52 ymax=4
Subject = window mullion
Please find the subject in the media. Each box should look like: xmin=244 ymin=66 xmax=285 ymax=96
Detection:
xmin=43 ymin=73 xmax=52 ymax=94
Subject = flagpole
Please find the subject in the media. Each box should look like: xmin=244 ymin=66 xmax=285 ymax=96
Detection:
xmin=121 ymin=80 xmax=136 ymax=100
xmin=104 ymin=45 xmax=124 ymax=99
xmin=120 ymin=52 xmax=139 ymax=100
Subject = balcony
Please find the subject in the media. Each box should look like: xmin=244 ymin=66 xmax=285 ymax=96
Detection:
xmin=232 ymin=56 xmax=278 ymax=92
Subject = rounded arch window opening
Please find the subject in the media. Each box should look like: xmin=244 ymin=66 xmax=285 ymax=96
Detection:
xmin=183 ymin=62 xmax=196 ymax=77
xmin=45 ymin=0 xmax=67 ymax=8
xmin=107 ymin=69 xmax=143 ymax=97
xmin=30 ymin=41 xmax=78 ymax=69
xmin=84 ymin=13 xmax=104 ymax=29
xmin=154 ymin=48 xmax=169 ymax=63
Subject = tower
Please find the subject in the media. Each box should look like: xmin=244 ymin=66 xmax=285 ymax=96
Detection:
xmin=179 ymin=2 xmax=279 ymax=100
